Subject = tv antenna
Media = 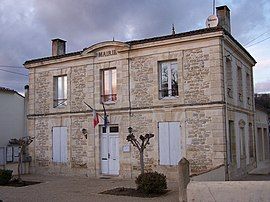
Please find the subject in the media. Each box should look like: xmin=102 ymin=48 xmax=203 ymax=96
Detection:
xmin=213 ymin=0 xmax=216 ymax=15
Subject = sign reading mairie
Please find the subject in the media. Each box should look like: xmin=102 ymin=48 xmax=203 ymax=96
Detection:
xmin=96 ymin=49 xmax=117 ymax=57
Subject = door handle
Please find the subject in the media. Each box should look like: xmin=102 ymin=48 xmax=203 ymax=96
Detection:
xmin=108 ymin=153 xmax=110 ymax=159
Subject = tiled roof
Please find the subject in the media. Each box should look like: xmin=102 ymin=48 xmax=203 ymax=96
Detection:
xmin=0 ymin=86 xmax=25 ymax=98
xmin=0 ymin=86 xmax=16 ymax=93
xmin=24 ymin=27 xmax=256 ymax=65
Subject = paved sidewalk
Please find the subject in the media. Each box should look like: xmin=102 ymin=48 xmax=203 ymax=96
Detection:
xmin=0 ymin=175 xmax=179 ymax=202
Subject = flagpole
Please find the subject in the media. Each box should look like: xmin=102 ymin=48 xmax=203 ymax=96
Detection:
xmin=84 ymin=102 xmax=105 ymax=120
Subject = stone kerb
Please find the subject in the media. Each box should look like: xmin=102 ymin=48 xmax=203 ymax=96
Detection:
xmin=178 ymin=158 xmax=190 ymax=202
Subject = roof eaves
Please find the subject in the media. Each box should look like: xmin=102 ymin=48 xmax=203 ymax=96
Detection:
xmin=24 ymin=51 xmax=82 ymax=66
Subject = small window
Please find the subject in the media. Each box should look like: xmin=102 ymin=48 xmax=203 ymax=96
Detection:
xmin=54 ymin=75 xmax=67 ymax=108
xmin=110 ymin=126 xmax=119 ymax=133
xmin=101 ymin=68 xmax=117 ymax=103
xmin=159 ymin=61 xmax=178 ymax=98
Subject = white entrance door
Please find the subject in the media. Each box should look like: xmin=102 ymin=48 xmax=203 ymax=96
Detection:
xmin=101 ymin=126 xmax=119 ymax=175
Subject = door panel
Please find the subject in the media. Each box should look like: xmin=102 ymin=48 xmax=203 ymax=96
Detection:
xmin=169 ymin=122 xmax=181 ymax=165
xmin=60 ymin=127 xmax=68 ymax=163
xmin=109 ymin=136 xmax=119 ymax=175
xmin=159 ymin=122 xmax=170 ymax=165
xmin=101 ymin=135 xmax=109 ymax=174
xmin=52 ymin=127 xmax=61 ymax=162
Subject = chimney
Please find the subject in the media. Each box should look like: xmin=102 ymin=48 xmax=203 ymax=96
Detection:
xmin=216 ymin=5 xmax=231 ymax=33
xmin=52 ymin=38 xmax=66 ymax=56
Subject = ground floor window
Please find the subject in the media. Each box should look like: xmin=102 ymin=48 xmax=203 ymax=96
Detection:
xmin=52 ymin=127 xmax=67 ymax=163
xmin=229 ymin=120 xmax=236 ymax=164
xmin=158 ymin=122 xmax=181 ymax=165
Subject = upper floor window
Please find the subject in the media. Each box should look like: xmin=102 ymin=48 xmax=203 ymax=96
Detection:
xmin=237 ymin=66 xmax=243 ymax=102
xmin=101 ymin=68 xmax=117 ymax=103
xmin=226 ymin=58 xmax=233 ymax=98
xmin=246 ymin=73 xmax=251 ymax=105
xmin=159 ymin=61 xmax=178 ymax=98
xmin=53 ymin=75 xmax=67 ymax=108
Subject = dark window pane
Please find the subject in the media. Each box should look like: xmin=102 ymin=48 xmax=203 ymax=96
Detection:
xmin=110 ymin=126 xmax=119 ymax=133
xmin=102 ymin=127 xmax=106 ymax=133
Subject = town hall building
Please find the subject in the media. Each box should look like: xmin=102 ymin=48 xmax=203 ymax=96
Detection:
xmin=24 ymin=6 xmax=257 ymax=180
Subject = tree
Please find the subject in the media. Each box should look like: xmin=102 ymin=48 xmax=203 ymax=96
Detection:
xmin=9 ymin=136 xmax=34 ymax=181
xmin=126 ymin=127 xmax=154 ymax=174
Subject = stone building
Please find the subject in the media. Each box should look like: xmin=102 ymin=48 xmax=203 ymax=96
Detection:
xmin=255 ymin=104 xmax=269 ymax=165
xmin=24 ymin=6 xmax=257 ymax=180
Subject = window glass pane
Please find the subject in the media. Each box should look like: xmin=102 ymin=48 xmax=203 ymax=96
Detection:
xmin=110 ymin=126 xmax=119 ymax=133
xmin=58 ymin=77 xmax=63 ymax=99
xmin=112 ymin=69 xmax=117 ymax=94
xmin=104 ymin=70 xmax=110 ymax=95
xmin=63 ymin=76 xmax=67 ymax=99
xmin=160 ymin=63 xmax=168 ymax=97
xmin=161 ymin=63 xmax=168 ymax=88
xmin=102 ymin=127 xmax=106 ymax=133
xmin=171 ymin=62 xmax=178 ymax=96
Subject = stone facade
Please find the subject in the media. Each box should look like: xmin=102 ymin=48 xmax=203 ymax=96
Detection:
xmin=24 ymin=27 xmax=256 ymax=180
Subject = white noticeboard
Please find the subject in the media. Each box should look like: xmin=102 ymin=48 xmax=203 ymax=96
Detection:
xmin=122 ymin=145 xmax=130 ymax=153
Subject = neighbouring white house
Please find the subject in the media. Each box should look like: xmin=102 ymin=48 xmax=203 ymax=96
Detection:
xmin=0 ymin=86 xmax=26 ymax=167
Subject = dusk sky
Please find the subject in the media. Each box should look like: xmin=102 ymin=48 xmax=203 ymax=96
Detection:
xmin=0 ymin=0 xmax=269 ymax=94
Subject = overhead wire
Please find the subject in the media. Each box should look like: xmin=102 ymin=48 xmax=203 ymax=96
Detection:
xmin=244 ymin=30 xmax=269 ymax=46
xmin=0 ymin=65 xmax=25 ymax=69
xmin=246 ymin=35 xmax=270 ymax=48
xmin=0 ymin=68 xmax=28 ymax=77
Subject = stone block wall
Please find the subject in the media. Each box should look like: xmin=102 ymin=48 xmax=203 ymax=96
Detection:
xmin=26 ymin=34 xmax=255 ymax=180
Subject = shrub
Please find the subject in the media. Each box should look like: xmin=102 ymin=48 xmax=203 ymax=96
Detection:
xmin=0 ymin=169 xmax=13 ymax=185
xmin=135 ymin=171 xmax=167 ymax=194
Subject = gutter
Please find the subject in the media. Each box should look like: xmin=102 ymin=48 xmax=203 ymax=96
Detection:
xmin=222 ymin=36 xmax=230 ymax=180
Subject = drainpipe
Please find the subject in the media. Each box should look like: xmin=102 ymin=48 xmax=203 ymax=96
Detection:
xmin=127 ymin=44 xmax=132 ymax=178
xmin=128 ymin=45 xmax=132 ymax=118
xmin=222 ymin=36 xmax=230 ymax=180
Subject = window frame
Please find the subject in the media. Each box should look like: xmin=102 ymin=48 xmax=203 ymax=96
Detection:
xmin=53 ymin=75 xmax=68 ymax=108
xmin=101 ymin=68 xmax=117 ymax=103
xmin=158 ymin=60 xmax=179 ymax=99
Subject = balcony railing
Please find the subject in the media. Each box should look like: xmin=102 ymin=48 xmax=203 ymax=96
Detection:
xmin=101 ymin=94 xmax=117 ymax=103
xmin=54 ymin=99 xmax=67 ymax=108
xmin=159 ymin=88 xmax=179 ymax=98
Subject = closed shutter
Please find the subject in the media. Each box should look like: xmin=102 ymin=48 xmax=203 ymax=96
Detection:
xmin=159 ymin=122 xmax=181 ymax=165
xmin=52 ymin=127 xmax=61 ymax=162
xmin=159 ymin=122 xmax=170 ymax=165
xmin=60 ymin=127 xmax=67 ymax=162
xmin=169 ymin=122 xmax=181 ymax=165
xmin=0 ymin=147 xmax=5 ymax=165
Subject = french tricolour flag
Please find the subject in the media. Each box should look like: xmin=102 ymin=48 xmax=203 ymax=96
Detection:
xmin=93 ymin=109 xmax=99 ymax=128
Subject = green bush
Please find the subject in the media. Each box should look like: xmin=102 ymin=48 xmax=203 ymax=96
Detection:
xmin=135 ymin=171 xmax=167 ymax=194
xmin=0 ymin=169 xmax=13 ymax=185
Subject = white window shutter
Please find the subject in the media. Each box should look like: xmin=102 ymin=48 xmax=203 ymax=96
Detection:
xmin=52 ymin=127 xmax=61 ymax=162
xmin=0 ymin=147 xmax=6 ymax=165
xmin=159 ymin=122 xmax=170 ymax=165
xmin=169 ymin=122 xmax=181 ymax=165
xmin=60 ymin=127 xmax=68 ymax=163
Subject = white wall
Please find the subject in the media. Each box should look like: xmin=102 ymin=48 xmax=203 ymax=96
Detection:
xmin=0 ymin=91 xmax=25 ymax=147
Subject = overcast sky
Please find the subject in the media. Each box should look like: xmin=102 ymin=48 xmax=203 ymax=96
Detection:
xmin=0 ymin=0 xmax=269 ymax=94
